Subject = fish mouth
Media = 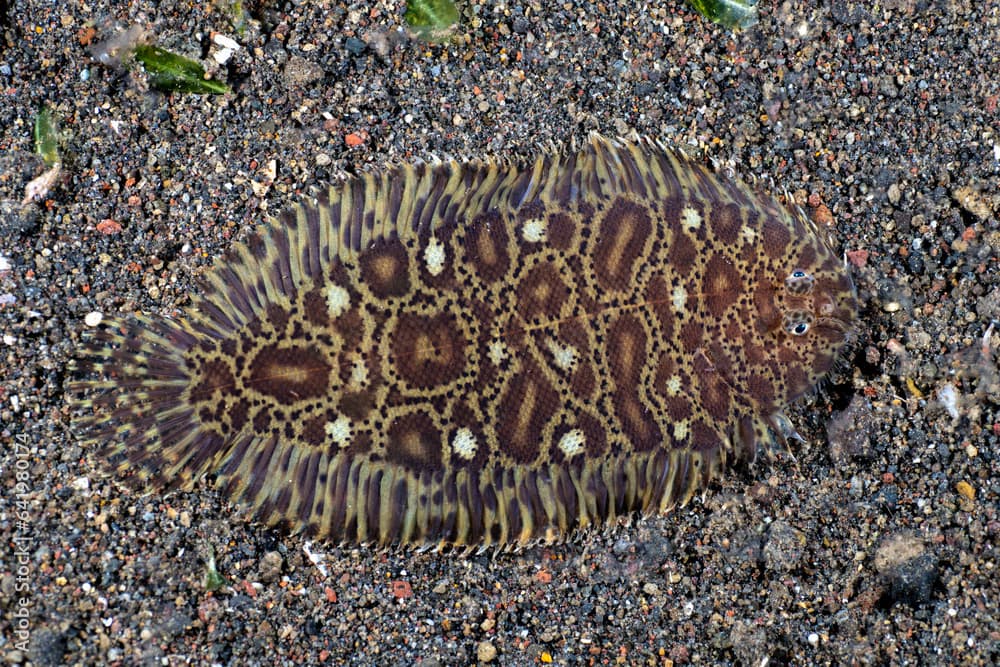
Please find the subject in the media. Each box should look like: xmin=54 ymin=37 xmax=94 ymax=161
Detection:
xmin=813 ymin=316 xmax=854 ymax=335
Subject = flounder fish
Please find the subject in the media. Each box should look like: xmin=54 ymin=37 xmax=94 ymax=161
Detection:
xmin=70 ymin=135 xmax=857 ymax=549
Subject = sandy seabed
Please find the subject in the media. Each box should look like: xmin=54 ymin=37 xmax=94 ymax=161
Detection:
xmin=1 ymin=1 xmax=998 ymax=665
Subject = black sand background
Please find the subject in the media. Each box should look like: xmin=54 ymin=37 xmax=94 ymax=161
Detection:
xmin=1 ymin=1 xmax=998 ymax=664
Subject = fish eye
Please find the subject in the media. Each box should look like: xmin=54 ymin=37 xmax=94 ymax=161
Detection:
xmin=783 ymin=312 xmax=813 ymax=336
xmin=784 ymin=269 xmax=816 ymax=295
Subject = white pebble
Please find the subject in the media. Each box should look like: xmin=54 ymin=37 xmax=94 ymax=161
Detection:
xmin=807 ymin=632 xmax=819 ymax=648
xmin=72 ymin=476 xmax=91 ymax=491
xmin=302 ymin=541 xmax=329 ymax=578
xmin=213 ymin=48 xmax=235 ymax=65
xmin=84 ymin=311 xmax=104 ymax=327
xmin=212 ymin=34 xmax=240 ymax=64
xmin=212 ymin=33 xmax=240 ymax=51
xmin=938 ymin=383 xmax=959 ymax=420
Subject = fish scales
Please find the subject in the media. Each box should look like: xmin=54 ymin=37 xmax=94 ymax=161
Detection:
xmin=70 ymin=135 xmax=858 ymax=549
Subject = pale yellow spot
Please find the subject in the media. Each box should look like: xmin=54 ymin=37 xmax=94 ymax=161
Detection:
xmin=665 ymin=374 xmax=682 ymax=396
xmin=522 ymin=218 xmax=547 ymax=243
xmin=558 ymin=429 xmax=586 ymax=458
xmin=671 ymin=285 xmax=687 ymax=312
xmin=451 ymin=427 xmax=478 ymax=461
xmin=544 ymin=338 xmax=577 ymax=372
xmin=324 ymin=285 xmax=350 ymax=318
xmin=325 ymin=415 xmax=353 ymax=448
xmin=673 ymin=419 xmax=690 ymax=441
xmin=488 ymin=340 xmax=508 ymax=366
xmin=424 ymin=236 xmax=446 ymax=277
xmin=348 ymin=357 xmax=368 ymax=390
xmin=741 ymin=225 xmax=757 ymax=243
xmin=681 ymin=206 xmax=702 ymax=232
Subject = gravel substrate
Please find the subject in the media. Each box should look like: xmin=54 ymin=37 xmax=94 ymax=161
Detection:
xmin=2 ymin=1 xmax=999 ymax=665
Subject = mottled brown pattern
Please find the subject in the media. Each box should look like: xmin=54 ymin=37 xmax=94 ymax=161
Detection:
xmin=69 ymin=135 xmax=858 ymax=549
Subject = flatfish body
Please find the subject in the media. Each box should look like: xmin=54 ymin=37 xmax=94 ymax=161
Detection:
xmin=70 ymin=135 xmax=858 ymax=549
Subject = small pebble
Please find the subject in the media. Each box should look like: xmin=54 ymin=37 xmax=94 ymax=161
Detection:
xmin=84 ymin=311 xmax=104 ymax=327
xmin=476 ymin=641 xmax=497 ymax=663
xmin=344 ymin=37 xmax=367 ymax=55
xmin=874 ymin=533 xmax=938 ymax=607
xmin=887 ymin=183 xmax=902 ymax=205
xmin=258 ymin=551 xmax=283 ymax=583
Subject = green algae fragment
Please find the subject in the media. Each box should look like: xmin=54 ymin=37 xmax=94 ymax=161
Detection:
xmin=34 ymin=107 xmax=60 ymax=166
xmin=203 ymin=546 xmax=226 ymax=592
xmin=133 ymin=44 xmax=230 ymax=95
xmin=686 ymin=0 xmax=759 ymax=29
xmin=405 ymin=0 xmax=460 ymax=38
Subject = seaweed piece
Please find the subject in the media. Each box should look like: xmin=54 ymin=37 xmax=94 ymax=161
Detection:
xmin=23 ymin=106 xmax=62 ymax=205
xmin=404 ymin=0 xmax=459 ymax=40
xmin=34 ymin=106 xmax=60 ymax=166
xmin=203 ymin=546 xmax=226 ymax=592
xmin=133 ymin=44 xmax=230 ymax=95
xmin=686 ymin=0 xmax=759 ymax=29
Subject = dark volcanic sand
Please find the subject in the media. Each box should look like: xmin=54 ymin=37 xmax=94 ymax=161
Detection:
xmin=1 ymin=1 xmax=998 ymax=665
